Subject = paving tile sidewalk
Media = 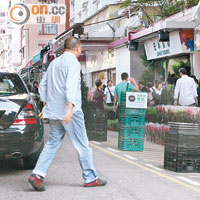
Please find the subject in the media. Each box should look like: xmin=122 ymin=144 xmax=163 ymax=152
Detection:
xmin=98 ymin=130 xmax=165 ymax=166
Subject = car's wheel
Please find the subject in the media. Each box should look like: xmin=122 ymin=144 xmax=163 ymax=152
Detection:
xmin=23 ymin=141 xmax=44 ymax=170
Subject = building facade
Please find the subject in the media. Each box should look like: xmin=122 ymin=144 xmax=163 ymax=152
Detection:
xmin=21 ymin=0 xmax=66 ymax=69
xmin=70 ymin=0 xmax=119 ymax=25
xmin=0 ymin=7 xmax=9 ymax=71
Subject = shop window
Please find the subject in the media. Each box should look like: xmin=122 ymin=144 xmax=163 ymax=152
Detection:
xmin=0 ymin=30 xmax=5 ymax=34
xmin=0 ymin=13 xmax=5 ymax=17
xmin=38 ymin=0 xmax=57 ymax=4
xmin=22 ymin=46 xmax=25 ymax=59
xmin=93 ymin=0 xmax=99 ymax=12
xmin=38 ymin=0 xmax=57 ymax=35
xmin=39 ymin=24 xmax=57 ymax=34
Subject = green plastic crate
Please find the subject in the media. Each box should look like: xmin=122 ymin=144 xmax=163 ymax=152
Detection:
xmin=119 ymin=114 xmax=145 ymax=127
xmin=119 ymin=126 xmax=145 ymax=139
xmin=118 ymin=138 xmax=144 ymax=151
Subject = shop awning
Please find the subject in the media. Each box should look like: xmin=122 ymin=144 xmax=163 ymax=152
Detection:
xmin=42 ymin=51 xmax=55 ymax=66
xmin=81 ymin=39 xmax=112 ymax=51
xmin=192 ymin=2 xmax=200 ymax=20
xmin=130 ymin=21 xmax=198 ymax=42
xmin=41 ymin=45 xmax=50 ymax=55
xmin=25 ymin=59 xmax=33 ymax=68
xmin=52 ymin=23 xmax=84 ymax=54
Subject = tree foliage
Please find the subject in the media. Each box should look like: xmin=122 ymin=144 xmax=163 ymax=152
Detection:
xmin=120 ymin=0 xmax=199 ymax=23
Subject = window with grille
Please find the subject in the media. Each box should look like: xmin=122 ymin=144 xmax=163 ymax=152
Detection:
xmin=39 ymin=24 xmax=57 ymax=34
xmin=38 ymin=0 xmax=58 ymax=34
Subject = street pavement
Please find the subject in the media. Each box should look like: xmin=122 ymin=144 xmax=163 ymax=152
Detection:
xmin=1 ymin=126 xmax=200 ymax=200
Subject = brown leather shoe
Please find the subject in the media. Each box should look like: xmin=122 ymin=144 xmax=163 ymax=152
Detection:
xmin=84 ymin=179 xmax=107 ymax=187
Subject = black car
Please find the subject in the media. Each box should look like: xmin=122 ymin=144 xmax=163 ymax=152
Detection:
xmin=0 ymin=73 xmax=44 ymax=169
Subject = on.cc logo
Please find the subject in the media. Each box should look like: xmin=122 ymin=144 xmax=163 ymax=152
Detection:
xmin=9 ymin=3 xmax=30 ymax=25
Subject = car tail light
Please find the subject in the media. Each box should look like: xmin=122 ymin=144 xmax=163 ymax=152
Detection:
xmin=12 ymin=103 xmax=37 ymax=125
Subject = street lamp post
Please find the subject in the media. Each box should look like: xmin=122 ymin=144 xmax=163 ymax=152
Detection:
xmin=22 ymin=28 xmax=30 ymax=83
xmin=7 ymin=26 xmax=30 ymax=83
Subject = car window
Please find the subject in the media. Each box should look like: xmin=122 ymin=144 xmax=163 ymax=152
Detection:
xmin=0 ymin=74 xmax=27 ymax=95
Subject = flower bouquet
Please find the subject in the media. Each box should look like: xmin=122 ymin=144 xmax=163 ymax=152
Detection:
xmin=157 ymin=106 xmax=200 ymax=124
xmin=145 ymin=123 xmax=170 ymax=145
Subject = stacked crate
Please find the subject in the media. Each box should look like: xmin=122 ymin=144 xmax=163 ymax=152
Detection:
xmin=82 ymin=102 xmax=107 ymax=141
xmin=164 ymin=123 xmax=200 ymax=172
xmin=118 ymin=92 xmax=146 ymax=151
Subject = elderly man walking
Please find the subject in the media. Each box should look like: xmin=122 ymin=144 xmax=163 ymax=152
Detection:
xmin=28 ymin=37 xmax=107 ymax=191
xmin=174 ymin=68 xmax=198 ymax=106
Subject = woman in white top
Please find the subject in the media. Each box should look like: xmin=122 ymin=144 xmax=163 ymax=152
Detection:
xmin=152 ymin=80 xmax=163 ymax=105
xmin=104 ymin=80 xmax=115 ymax=106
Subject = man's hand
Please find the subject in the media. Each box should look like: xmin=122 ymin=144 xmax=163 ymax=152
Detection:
xmin=113 ymin=95 xmax=118 ymax=112
xmin=174 ymin=99 xmax=178 ymax=106
xmin=129 ymin=77 xmax=139 ymax=91
xmin=38 ymin=101 xmax=46 ymax=119
xmin=64 ymin=103 xmax=74 ymax=124
xmin=195 ymin=98 xmax=198 ymax=107
xmin=38 ymin=111 xmax=43 ymax=119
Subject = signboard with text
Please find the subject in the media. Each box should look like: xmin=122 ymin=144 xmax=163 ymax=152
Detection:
xmin=126 ymin=92 xmax=147 ymax=109
xmin=144 ymin=30 xmax=194 ymax=60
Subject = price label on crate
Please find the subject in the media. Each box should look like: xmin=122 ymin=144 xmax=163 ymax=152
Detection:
xmin=126 ymin=92 xmax=147 ymax=108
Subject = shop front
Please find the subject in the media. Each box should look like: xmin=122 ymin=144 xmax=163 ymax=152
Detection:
xmin=144 ymin=30 xmax=194 ymax=82
xmin=193 ymin=29 xmax=200 ymax=79
xmin=32 ymin=52 xmax=42 ymax=82
xmin=19 ymin=59 xmax=33 ymax=83
xmin=84 ymin=47 xmax=117 ymax=89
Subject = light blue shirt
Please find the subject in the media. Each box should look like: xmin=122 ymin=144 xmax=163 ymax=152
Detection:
xmin=39 ymin=52 xmax=82 ymax=120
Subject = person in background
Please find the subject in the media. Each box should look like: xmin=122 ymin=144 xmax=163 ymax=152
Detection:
xmin=138 ymin=80 xmax=148 ymax=92
xmin=93 ymin=80 xmax=104 ymax=110
xmin=113 ymin=72 xmax=139 ymax=112
xmin=174 ymin=68 xmax=198 ymax=106
xmin=161 ymin=77 xmax=175 ymax=105
xmin=152 ymin=80 xmax=159 ymax=90
xmin=104 ymin=80 xmax=115 ymax=106
xmin=32 ymin=80 xmax=39 ymax=94
xmin=146 ymin=82 xmax=155 ymax=106
xmin=102 ymin=84 xmax=106 ymax=93
xmin=190 ymin=75 xmax=199 ymax=88
xmin=152 ymin=80 xmax=162 ymax=105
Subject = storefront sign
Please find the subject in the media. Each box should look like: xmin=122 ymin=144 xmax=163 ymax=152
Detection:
xmin=195 ymin=29 xmax=200 ymax=50
xmin=145 ymin=30 xmax=194 ymax=60
xmin=33 ymin=52 xmax=41 ymax=64
xmin=42 ymin=53 xmax=48 ymax=65
xmin=126 ymin=92 xmax=147 ymax=109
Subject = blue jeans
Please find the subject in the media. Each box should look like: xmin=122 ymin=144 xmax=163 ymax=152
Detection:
xmin=32 ymin=111 xmax=98 ymax=184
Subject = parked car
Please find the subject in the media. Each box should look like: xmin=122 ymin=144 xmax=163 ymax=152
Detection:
xmin=0 ymin=72 xmax=44 ymax=169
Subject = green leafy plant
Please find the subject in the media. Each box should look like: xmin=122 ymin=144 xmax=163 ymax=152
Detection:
xmin=169 ymin=60 xmax=191 ymax=81
xmin=108 ymin=119 xmax=118 ymax=131
xmin=140 ymin=54 xmax=155 ymax=84
xmin=81 ymin=72 xmax=89 ymax=106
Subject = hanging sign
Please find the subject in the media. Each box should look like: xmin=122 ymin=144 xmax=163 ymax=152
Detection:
xmin=126 ymin=92 xmax=148 ymax=108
